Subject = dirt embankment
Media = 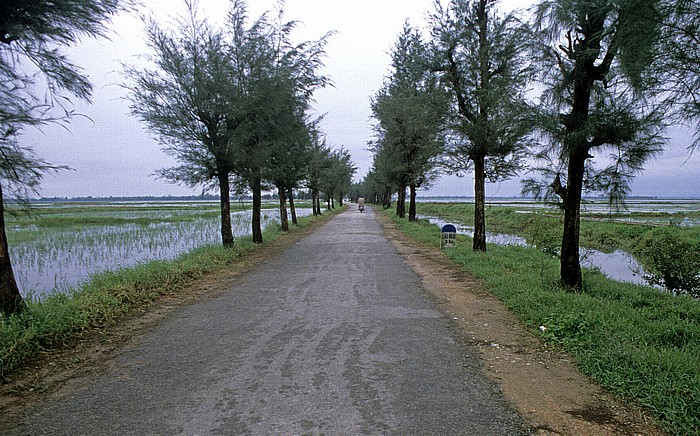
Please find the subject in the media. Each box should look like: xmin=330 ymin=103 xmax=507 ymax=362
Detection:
xmin=377 ymin=212 xmax=664 ymax=436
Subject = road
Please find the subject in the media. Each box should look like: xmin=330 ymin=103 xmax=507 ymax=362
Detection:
xmin=7 ymin=207 xmax=529 ymax=435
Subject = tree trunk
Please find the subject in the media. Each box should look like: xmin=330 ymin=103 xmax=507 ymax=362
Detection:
xmin=314 ymin=189 xmax=321 ymax=215
xmin=560 ymin=149 xmax=587 ymax=290
xmin=326 ymin=195 xmax=331 ymax=210
xmin=277 ymin=185 xmax=289 ymax=232
xmin=558 ymin=19 xmax=597 ymax=291
xmin=408 ymin=183 xmax=417 ymax=222
xmin=383 ymin=186 xmax=392 ymax=209
xmin=396 ymin=184 xmax=406 ymax=218
xmin=0 ymin=183 xmax=23 ymax=314
xmin=473 ymin=155 xmax=487 ymax=252
xmin=218 ymin=172 xmax=234 ymax=247
xmin=288 ymin=187 xmax=298 ymax=225
xmin=251 ymin=175 xmax=263 ymax=244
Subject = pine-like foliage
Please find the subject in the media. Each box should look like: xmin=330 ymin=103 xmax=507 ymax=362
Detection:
xmin=525 ymin=0 xmax=667 ymax=290
xmin=0 ymin=0 xmax=133 ymax=313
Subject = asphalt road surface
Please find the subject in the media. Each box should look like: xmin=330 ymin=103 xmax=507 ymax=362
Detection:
xmin=8 ymin=207 xmax=530 ymax=435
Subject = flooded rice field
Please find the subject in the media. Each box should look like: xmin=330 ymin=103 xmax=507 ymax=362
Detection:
xmin=8 ymin=203 xmax=312 ymax=298
xmin=423 ymin=216 xmax=650 ymax=286
xmin=420 ymin=197 xmax=700 ymax=226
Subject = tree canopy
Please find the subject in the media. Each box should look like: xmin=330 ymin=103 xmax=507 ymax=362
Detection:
xmin=1 ymin=0 xmax=134 ymax=313
xmin=370 ymin=22 xmax=448 ymax=221
xmin=429 ymin=0 xmax=532 ymax=251
xmin=126 ymin=0 xmax=335 ymax=245
xmin=525 ymin=0 xmax=667 ymax=290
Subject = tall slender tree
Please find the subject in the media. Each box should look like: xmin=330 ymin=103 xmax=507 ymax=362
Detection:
xmin=371 ymin=23 xmax=448 ymax=222
xmin=125 ymin=1 xmax=238 ymax=247
xmin=306 ymin=139 xmax=332 ymax=216
xmin=326 ymin=147 xmax=356 ymax=207
xmin=430 ymin=0 xmax=532 ymax=251
xmin=0 ymin=0 xmax=133 ymax=314
xmin=526 ymin=0 xmax=666 ymax=290
xmin=226 ymin=1 xmax=331 ymax=243
xmin=657 ymin=0 xmax=700 ymax=148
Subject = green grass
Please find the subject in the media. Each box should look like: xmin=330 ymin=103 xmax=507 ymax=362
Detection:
xmin=417 ymin=202 xmax=700 ymax=254
xmin=389 ymin=209 xmax=700 ymax=435
xmin=0 ymin=207 xmax=342 ymax=380
xmin=5 ymin=203 xmax=251 ymax=231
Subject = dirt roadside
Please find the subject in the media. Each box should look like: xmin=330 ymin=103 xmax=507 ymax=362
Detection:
xmin=377 ymin=212 xmax=664 ymax=435
xmin=1 ymin=209 xmax=664 ymax=434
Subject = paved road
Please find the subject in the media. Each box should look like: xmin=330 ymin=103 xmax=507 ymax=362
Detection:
xmin=8 ymin=207 xmax=529 ymax=435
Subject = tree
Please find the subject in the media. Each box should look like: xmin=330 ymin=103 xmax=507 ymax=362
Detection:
xmin=526 ymin=0 xmax=666 ymax=290
xmin=226 ymin=2 xmax=331 ymax=243
xmin=125 ymin=1 xmax=238 ymax=247
xmin=306 ymin=139 xmax=332 ymax=216
xmin=360 ymin=157 xmax=395 ymax=209
xmin=371 ymin=23 xmax=447 ymax=222
xmin=0 ymin=0 xmax=133 ymax=314
xmin=657 ymin=0 xmax=700 ymax=148
xmin=265 ymin=112 xmax=315 ymax=231
xmin=324 ymin=147 xmax=356 ymax=208
xmin=368 ymin=135 xmax=406 ymax=216
xmin=430 ymin=0 xmax=532 ymax=251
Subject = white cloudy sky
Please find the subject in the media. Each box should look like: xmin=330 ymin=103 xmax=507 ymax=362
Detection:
xmin=20 ymin=0 xmax=700 ymax=198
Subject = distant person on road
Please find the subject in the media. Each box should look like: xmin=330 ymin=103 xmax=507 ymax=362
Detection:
xmin=357 ymin=197 xmax=365 ymax=212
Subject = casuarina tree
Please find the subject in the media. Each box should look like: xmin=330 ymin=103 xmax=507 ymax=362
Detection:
xmin=525 ymin=0 xmax=667 ymax=290
xmin=125 ymin=1 xmax=242 ymax=247
xmin=371 ymin=23 xmax=448 ymax=222
xmin=0 ymin=0 xmax=133 ymax=314
xmin=430 ymin=0 xmax=532 ymax=251
xmin=657 ymin=0 xmax=700 ymax=149
xmin=225 ymin=1 xmax=332 ymax=243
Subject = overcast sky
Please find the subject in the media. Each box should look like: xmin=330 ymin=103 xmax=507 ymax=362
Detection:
xmin=20 ymin=0 xmax=700 ymax=198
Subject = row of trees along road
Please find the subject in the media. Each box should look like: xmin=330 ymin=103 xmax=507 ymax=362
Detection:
xmin=124 ymin=1 xmax=343 ymax=246
xmin=361 ymin=0 xmax=700 ymax=291
xmin=0 ymin=0 xmax=355 ymax=315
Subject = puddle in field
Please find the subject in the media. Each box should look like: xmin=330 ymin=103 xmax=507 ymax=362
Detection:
xmin=421 ymin=216 xmax=649 ymax=286
xmin=11 ymin=208 xmax=312 ymax=298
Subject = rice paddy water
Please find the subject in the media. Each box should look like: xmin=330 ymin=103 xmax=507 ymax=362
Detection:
xmin=419 ymin=197 xmax=700 ymax=288
xmin=7 ymin=203 xmax=312 ymax=298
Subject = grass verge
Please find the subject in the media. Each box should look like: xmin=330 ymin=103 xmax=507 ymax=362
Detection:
xmin=416 ymin=202 xmax=700 ymax=254
xmin=388 ymin=209 xmax=700 ymax=435
xmin=0 ymin=207 xmax=343 ymax=380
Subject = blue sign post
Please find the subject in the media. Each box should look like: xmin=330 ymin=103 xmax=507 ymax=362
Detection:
xmin=440 ymin=224 xmax=457 ymax=249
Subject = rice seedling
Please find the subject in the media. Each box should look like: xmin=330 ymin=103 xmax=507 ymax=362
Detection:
xmin=6 ymin=203 xmax=313 ymax=298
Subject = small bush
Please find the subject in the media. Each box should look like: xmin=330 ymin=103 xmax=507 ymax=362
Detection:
xmin=634 ymin=227 xmax=700 ymax=297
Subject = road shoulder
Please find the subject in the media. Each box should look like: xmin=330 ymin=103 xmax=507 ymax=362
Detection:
xmin=376 ymin=210 xmax=664 ymax=436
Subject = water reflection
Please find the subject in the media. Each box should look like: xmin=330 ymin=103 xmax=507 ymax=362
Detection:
xmin=421 ymin=215 xmax=651 ymax=286
xmin=580 ymin=249 xmax=647 ymax=286
xmin=12 ymin=208 xmax=312 ymax=298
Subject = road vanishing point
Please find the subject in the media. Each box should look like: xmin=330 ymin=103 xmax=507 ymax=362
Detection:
xmin=6 ymin=207 xmax=530 ymax=435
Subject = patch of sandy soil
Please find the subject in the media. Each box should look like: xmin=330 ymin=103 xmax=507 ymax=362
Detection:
xmin=377 ymin=212 xmax=665 ymax=436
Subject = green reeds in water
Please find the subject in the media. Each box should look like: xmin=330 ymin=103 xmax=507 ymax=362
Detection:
xmin=6 ymin=204 xmax=312 ymax=298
